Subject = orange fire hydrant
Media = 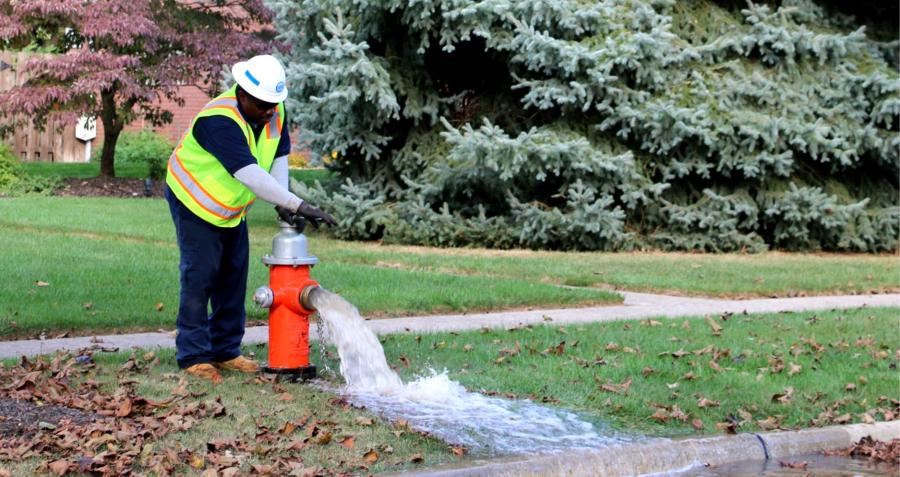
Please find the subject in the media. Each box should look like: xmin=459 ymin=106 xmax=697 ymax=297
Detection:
xmin=253 ymin=222 xmax=320 ymax=380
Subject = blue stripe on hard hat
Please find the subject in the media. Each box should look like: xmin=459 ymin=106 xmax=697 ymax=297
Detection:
xmin=244 ymin=70 xmax=261 ymax=86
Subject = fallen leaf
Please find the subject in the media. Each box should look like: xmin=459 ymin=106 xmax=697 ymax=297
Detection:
xmin=757 ymin=416 xmax=780 ymax=430
xmin=363 ymin=450 xmax=379 ymax=463
xmin=313 ymin=431 xmax=332 ymax=445
xmin=463 ymin=344 xmax=473 ymax=352
xmin=845 ymin=383 xmax=857 ymax=392
xmin=642 ymin=367 xmax=656 ymax=377
xmin=279 ymin=421 xmax=296 ymax=435
xmin=277 ymin=392 xmax=295 ymax=402
xmin=155 ymin=302 xmax=165 ymax=312
xmin=691 ymin=419 xmax=704 ymax=430
xmin=788 ymin=363 xmax=802 ymax=376
xmin=339 ymin=436 xmax=355 ymax=449
xmin=48 ymin=460 xmax=69 ymax=476
xmin=779 ymin=460 xmax=808 ymax=470
xmin=83 ymin=303 xmax=93 ymax=310
xmin=36 ymin=280 xmax=50 ymax=287
xmin=705 ymin=315 xmax=723 ymax=334
xmin=698 ymin=398 xmax=720 ymax=408
xmin=450 ymin=446 xmax=467 ymax=456
xmin=771 ymin=387 xmax=798 ymax=407
xmin=649 ymin=409 xmax=670 ymax=422
xmin=355 ymin=417 xmax=374 ymax=426
xmin=409 ymin=453 xmax=424 ymax=463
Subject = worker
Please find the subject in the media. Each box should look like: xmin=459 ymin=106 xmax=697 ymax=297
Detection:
xmin=165 ymin=54 xmax=336 ymax=383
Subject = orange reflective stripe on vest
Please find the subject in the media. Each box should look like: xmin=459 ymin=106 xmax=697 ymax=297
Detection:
xmin=167 ymin=149 xmax=253 ymax=221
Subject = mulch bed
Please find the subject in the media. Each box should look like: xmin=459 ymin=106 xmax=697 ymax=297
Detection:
xmin=55 ymin=177 xmax=166 ymax=198
xmin=0 ymin=398 xmax=93 ymax=436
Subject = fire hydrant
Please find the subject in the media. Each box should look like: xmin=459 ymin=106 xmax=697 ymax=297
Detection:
xmin=252 ymin=221 xmax=320 ymax=381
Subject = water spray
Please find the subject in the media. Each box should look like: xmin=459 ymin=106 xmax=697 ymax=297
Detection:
xmin=252 ymin=219 xmax=321 ymax=381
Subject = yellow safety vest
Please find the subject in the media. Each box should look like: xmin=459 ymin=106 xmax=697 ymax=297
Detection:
xmin=166 ymin=85 xmax=285 ymax=227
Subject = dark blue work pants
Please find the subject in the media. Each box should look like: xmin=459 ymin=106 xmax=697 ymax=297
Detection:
xmin=166 ymin=187 xmax=248 ymax=369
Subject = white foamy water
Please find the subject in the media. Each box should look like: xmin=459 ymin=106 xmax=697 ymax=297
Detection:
xmin=310 ymin=288 xmax=630 ymax=455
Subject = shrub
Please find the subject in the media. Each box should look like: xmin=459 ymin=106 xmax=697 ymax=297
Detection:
xmin=275 ymin=0 xmax=899 ymax=252
xmin=94 ymin=130 xmax=173 ymax=180
xmin=0 ymin=143 xmax=61 ymax=196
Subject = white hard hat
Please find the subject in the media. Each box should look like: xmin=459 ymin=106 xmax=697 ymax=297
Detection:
xmin=231 ymin=54 xmax=288 ymax=103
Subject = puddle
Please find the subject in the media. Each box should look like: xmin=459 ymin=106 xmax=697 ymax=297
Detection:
xmin=668 ymin=454 xmax=897 ymax=476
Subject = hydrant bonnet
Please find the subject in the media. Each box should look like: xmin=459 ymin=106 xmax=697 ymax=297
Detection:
xmin=263 ymin=223 xmax=318 ymax=266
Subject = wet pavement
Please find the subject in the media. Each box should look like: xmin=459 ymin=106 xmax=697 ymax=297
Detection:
xmin=676 ymin=454 xmax=897 ymax=476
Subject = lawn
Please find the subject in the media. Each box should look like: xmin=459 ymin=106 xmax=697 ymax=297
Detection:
xmin=0 ymin=190 xmax=897 ymax=338
xmin=2 ymin=307 xmax=896 ymax=476
xmin=376 ymin=307 xmax=900 ymax=436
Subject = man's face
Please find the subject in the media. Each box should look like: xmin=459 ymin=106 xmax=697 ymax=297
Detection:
xmin=238 ymin=91 xmax=277 ymax=124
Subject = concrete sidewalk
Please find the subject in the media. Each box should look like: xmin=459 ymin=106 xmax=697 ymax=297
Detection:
xmin=1 ymin=291 xmax=897 ymax=359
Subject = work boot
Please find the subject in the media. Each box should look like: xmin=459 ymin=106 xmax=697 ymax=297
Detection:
xmin=213 ymin=355 xmax=260 ymax=373
xmin=184 ymin=363 xmax=223 ymax=384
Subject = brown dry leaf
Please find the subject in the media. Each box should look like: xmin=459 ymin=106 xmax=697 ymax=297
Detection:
xmin=858 ymin=376 xmax=869 ymax=385
xmin=221 ymin=468 xmax=240 ymax=477
xmin=772 ymin=387 xmax=795 ymax=404
xmin=155 ymin=302 xmax=165 ymax=312
xmin=410 ymin=453 xmax=424 ymax=463
xmin=708 ymin=360 xmax=724 ymax=372
xmin=0 ymin=469 xmax=10 ymax=477
xmin=313 ymin=431 xmax=332 ymax=445
xmin=463 ymin=344 xmax=473 ymax=352
xmin=277 ymin=392 xmax=295 ymax=402
xmin=451 ymin=446 xmax=467 ymax=456
xmin=605 ymin=342 xmax=619 ymax=351
xmin=863 ymin=413 xmax=876 ymax=424
xmin=399 ymin=355 xmax=411 ymax=367
xmin=757 ymin=416 xmax=780 ymax=430
xmin=788 ymin=363 xmax=802 ymax=376
xmin=779 ymin=461 xmax=809 ymax=470
xmin=339 ymin=436 xmax=356 ymax=449
xmin=698 ymin=397 xmax=720 ymax=408
xmin=115 ymin=398 xmax=133 ymax=417
xmin=189 ymin=454 xmax=205 ymax=469
xmin=355 ymin=417 xmax=374 ymax=426
xmin=649 ymin=409 xmax=670 ymax=422
xmin=691 ymin=419 xmax=704 ymax=430
xmin=845 ymin=383 xmax=857 ymax=392
xmin=682 ymin=371 xmax=697 ymax=381
xmin=644 ymin=320 xmax=662 ymax=327
xmin=200 ymin=469 xmax=218 ymax=477
xmin=716 ymin=421 xmax=737 ymax=434
xmin=83 ymin=302 xmax=93 ymax=310
xmin=36 ymin=280 xmax=50 ymax=287
xmin=279 ymin=421 xmax=296 ymax=435
xmin=48 ymin=460 xmax=70 ymax=476
xmin=642 ymin=367 xmax=656 ymax=377
xmin=363 ymin=450 xmax=379 ymax=463
xmin=834 ymin=413 xmax=852 ymax=424
xmin=705 ymin=315 xmax=723 ymax=334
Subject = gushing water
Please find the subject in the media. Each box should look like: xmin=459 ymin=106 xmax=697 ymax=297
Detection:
xmin=310 ymin=289 xmax=629 ymax=455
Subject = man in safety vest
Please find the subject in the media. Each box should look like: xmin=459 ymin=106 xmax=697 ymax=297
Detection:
xmin=165 ymin=54 xmax=336 ymax=383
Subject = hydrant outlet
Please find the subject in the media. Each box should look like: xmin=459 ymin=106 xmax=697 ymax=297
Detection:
xmin=252 ymin=286 xmax=274 ymax=308
xmin=299 ymin=285 xmax=321 ymax=312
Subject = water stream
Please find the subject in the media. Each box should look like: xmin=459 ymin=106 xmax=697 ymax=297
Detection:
xmin=310 ymin=288 xmax=629 ymax=455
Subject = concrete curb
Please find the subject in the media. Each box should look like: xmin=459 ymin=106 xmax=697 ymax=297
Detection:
xmin=384 ymin=421 xmax=900 ymax=477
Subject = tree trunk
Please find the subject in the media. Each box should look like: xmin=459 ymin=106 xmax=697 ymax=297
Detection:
xmin=98 ymin=89 xmax=121 ymax=178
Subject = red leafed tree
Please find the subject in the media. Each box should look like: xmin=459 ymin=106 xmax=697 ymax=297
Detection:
xmin=0 ymin=0 xmax=274 ymax=177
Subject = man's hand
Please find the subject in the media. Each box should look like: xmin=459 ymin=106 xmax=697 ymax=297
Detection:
xmin=275 ymin=203 xmax=337 ymax=229
xmin=296 ymin=202 xmax=337 ymax=227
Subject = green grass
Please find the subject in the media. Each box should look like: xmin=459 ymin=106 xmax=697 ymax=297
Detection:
xmin=22 ymin=161 xmax=152 ymax=179
xmin=0 ymin=197 xmax=615 ymax=338
xmin=373 ymin=307 xmax=900 ymax=436
xmin=1 ymin=347 xmax=453 ymax=476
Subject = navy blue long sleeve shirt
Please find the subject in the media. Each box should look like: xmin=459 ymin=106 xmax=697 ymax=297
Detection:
xmin=193 ymin=105 xmax=291 ymax=175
